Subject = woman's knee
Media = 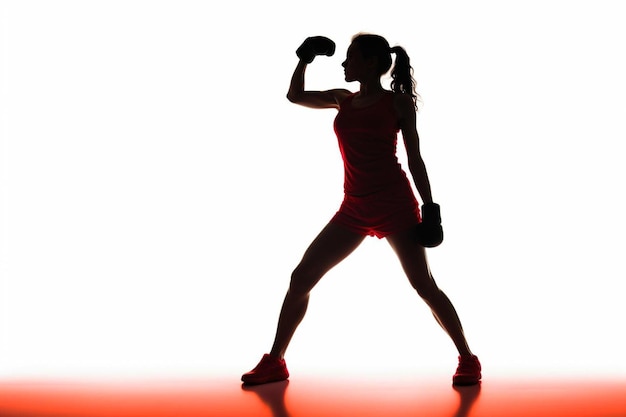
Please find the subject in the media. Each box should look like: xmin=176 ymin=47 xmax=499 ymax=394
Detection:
xmin=410 ymin=275 xmax=441 ymax=301
xmin=288 ymin=263 xmax=322 ymax=297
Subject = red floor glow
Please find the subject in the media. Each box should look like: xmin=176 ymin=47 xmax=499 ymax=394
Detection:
xmin=1 ymin=376 xmax=625 ymax=417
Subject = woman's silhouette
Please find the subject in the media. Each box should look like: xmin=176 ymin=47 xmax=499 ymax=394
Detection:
xmin=242 ymin=33 xmax=481 ymax=386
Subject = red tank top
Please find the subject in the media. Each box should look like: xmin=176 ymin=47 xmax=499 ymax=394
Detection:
xmin=333 ymin=92 xmax=412 ymax=196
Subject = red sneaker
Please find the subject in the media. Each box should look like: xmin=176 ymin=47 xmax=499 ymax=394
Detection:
xmin=453 ymin=355 xmax=482 ymax=386
xmin=241 ymin=354 xmax=289 ymax=385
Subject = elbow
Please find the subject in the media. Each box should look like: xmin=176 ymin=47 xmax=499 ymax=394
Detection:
xmin=286 ymin=91 xmax=299 ymax=103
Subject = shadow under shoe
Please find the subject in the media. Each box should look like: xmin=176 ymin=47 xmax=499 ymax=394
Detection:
xmin=242 ymin=380 xmax=290 ymax=417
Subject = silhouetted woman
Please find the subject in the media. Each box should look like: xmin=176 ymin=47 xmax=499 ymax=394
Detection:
xmin=242 ymin=33 xmax=481 ymax=386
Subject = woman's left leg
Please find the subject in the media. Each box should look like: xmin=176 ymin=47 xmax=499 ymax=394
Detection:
xmin=385 ymin=228 xmax=473 ymax=357
xmin=386 ymin=227 xmax=481 ymax=384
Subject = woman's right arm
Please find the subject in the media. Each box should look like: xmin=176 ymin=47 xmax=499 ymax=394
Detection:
xmin=286 ymin=60 xmax=350 ymax=109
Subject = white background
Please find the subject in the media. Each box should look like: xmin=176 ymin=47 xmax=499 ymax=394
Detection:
xmin=2 ymin=1 xmax=625 ymax=380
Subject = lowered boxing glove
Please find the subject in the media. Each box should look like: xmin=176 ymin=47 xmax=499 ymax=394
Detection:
xmin=416 ymin=203 xmax=444 ymax=248
xmin=296 ymin=36 xmax=336 ymax=63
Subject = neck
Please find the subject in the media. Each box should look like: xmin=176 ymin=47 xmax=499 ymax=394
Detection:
xmin=358 ymin=79 xmax=384 ymax=96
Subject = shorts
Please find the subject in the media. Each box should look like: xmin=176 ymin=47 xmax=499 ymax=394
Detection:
xmin=330 ymin=188 xmax=421 ymax=239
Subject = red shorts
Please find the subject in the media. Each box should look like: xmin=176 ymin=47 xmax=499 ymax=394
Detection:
xmin=330 ymin=188 xmax=421 ymax=239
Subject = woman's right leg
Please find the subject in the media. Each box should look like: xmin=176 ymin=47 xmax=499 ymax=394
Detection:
xmin=269 ymin=221 xmax=365 ymax=359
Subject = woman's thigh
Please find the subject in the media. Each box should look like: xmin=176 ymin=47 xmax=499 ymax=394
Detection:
xmin=290 ymin=221 xmax=366 ymax=294
xmin=385 ymin=228 xmax=439 ymax=297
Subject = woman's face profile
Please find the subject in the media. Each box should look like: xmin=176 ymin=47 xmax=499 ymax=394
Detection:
xmin=342 ymin=44 xmax=367 ymax=82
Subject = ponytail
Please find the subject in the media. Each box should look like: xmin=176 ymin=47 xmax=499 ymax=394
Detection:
xmin=390 ymin=46 xmax=419 ymax=109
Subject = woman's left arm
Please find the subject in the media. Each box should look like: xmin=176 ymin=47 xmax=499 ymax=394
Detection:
xmin=394 ymin=93 xmax=433 ymax=204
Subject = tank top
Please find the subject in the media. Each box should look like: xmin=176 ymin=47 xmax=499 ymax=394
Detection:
xmin=333 ymin=92 xmax=412 ymax=197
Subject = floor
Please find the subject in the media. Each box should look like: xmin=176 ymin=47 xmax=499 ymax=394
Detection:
xmin=1 ymin=375 xmax=625 ymax=417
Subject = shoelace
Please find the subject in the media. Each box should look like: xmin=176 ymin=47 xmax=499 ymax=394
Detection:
xmin=254 ymin=356 xmax=282 ymax=371
xmin=457 ymin=358 xmax=479 ymax=373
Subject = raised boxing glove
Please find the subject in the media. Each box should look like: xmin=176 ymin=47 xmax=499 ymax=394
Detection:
xmin=416 ymin=203 xmax=444 ymax=248
xmin=296 ymin=36 xmax=336 ymax=63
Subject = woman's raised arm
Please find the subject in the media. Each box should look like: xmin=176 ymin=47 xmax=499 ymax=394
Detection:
xmin=286 ymin=60 xmax=350 ymax=109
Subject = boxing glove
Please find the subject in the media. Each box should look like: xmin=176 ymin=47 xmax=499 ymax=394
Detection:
xmin=416 ymin=203 xmax=444 ymax=247
xmin=296 ymin=36 xmax=336 ymax=63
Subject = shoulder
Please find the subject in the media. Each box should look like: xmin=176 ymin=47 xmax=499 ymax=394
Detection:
xmin=392 ymin=92 xmax=415 ymax=112
xmin=392 ymin=93 xmax=416 ymax=129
